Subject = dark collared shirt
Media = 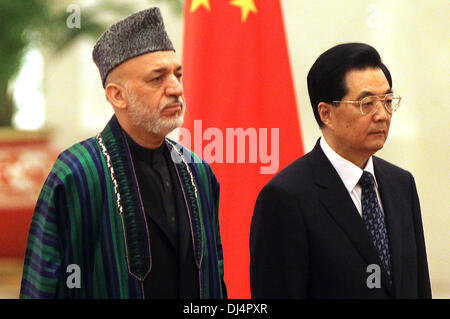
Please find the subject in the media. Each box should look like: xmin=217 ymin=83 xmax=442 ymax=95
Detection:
xmin=126 ymin=133 xmax=198 ymax=299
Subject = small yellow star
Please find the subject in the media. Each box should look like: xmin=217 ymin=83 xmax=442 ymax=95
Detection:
xmin=230 ymin=0 xmax=258 ymax=22
xmin=190 ymin=0 xmax=211 ymax=12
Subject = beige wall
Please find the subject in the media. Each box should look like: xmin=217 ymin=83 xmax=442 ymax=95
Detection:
xmin=42 ymin=0 xmax=449 ymax=297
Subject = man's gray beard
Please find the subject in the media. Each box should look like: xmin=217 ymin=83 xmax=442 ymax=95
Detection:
xmin=127 ymin=90 xmax=185 ymax=137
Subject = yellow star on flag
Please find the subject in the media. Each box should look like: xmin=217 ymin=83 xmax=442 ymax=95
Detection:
xmin=190 ymin=0 xmax=211 ymax=12
xmin=230 ymin=0 xmax=258 ymax=22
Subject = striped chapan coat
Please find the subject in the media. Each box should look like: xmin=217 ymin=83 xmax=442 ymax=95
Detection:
xmin=20 ymin=116 xmax=226 ymax=299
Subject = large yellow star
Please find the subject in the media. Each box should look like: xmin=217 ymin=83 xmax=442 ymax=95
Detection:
xmin=230 ymin=0 xmax=258 ymax=22
xmin=190 ymin=0 xmax=211 ymax=12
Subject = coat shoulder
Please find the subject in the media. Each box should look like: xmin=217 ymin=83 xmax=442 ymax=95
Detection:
xmin=373 ymin=156 xmax=414 ymax=181
xmin=266 ymin=151 xmax=315 ymax=189
xmin=50 ymin=137 xmax=103 ymax=185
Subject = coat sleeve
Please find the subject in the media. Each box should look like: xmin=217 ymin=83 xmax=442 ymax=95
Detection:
xmin=20 ymin=168 xmax=65 ymax=298
xmin=250 ymin=184 xmax=309 ymax=298
xmin=409 ymin=173 xmax=432 ymax=298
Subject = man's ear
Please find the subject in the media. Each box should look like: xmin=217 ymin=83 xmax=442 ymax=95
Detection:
xmin=318 ymin=102 xmax=333 ymax=128
xmin=105 ymin=83 xmax=128 ymax=110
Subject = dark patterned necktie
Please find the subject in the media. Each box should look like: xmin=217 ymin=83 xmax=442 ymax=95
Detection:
xmin=359 ymin=171 xmax=393 ymax=287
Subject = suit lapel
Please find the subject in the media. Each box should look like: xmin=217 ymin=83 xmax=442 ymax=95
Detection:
xmin=310 ymin=142 xmax=380 ymax=265
xmin=374 ymin=158 xmax=403 ymax=297
xmin=309 ymin=141 xmax=393 ymax=294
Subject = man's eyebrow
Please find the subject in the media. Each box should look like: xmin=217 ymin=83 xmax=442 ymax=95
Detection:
xmin=356 ymin=88 xmax=393 ymax=100
xmin=356 ymin=91 xmax=375 ymax=100
xmin=150 ymin=67 xmax=168 ymax=74
xmin=147 ymin=65 xmax=182 ymax=76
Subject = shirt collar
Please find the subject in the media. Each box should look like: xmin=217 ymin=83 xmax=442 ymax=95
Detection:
xmin=320 ymin=137 xmax=377 ymax=192
xmin=125 ymin=131 xmax=166 ymax=165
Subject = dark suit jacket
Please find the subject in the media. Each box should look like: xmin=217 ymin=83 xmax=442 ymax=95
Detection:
xmin=250 ymin=140 xmax=432 ymax=298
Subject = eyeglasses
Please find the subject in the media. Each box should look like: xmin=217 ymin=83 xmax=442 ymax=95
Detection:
xmin=332 ymin=93 xmax=401 ymax=115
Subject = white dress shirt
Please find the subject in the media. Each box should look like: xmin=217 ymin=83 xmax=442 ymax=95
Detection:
xmin=319 ymin=137 xmax=384 ymax=217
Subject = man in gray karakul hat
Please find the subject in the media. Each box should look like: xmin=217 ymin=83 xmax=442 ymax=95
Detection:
xmin=20 ymin=7 xmax=227 ymax=299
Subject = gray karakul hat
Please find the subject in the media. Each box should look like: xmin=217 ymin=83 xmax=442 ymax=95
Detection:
xmin=92 ymin=7 xmax=175 ymax=87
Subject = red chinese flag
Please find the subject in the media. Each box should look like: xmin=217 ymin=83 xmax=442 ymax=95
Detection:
xmin=182 ymin=0 xmax=304 ymax=298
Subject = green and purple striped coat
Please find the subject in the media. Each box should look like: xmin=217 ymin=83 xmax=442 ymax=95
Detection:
xmin=20 ymin=116 xmax=226 ymax=298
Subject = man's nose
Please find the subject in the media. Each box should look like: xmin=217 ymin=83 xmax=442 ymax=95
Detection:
xmin=165 ymin=75 xmax=183 ymax=96
xmin=373 ymin=99 xmax=390 ymax=120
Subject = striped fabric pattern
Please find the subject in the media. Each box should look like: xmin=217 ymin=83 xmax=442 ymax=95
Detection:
xmin=20 ymin=116 xmax=225 ymax=299
xmin=167 ymin=140 xmax=225 ymax=298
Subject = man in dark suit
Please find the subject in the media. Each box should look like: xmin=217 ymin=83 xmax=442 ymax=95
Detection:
xmin=250 ymin=43 xmax=432 ymax=298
